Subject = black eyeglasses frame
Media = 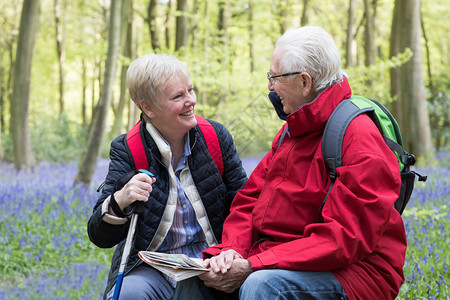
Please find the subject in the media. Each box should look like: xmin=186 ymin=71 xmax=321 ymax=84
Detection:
xmin=267 ymin=71 xmax=302 ymax=84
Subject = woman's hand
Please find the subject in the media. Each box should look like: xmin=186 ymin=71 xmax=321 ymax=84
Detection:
xmin=112 ymin=173 xmax=156 ymax=213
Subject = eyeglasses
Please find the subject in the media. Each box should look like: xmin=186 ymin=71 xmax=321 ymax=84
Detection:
xmin=267 ymin=71 xmax=302 ymax=85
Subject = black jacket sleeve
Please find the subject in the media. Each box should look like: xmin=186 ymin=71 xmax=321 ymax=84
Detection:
xmin=87 ymin=134 xmax=134 ymax=248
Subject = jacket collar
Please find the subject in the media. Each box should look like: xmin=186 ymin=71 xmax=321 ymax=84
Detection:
xmin=286 ymin=77 xmax=352 ymax=137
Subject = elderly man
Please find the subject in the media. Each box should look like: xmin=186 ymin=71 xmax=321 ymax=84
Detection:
xmin=174 ymin=26 xmax=406 ymax=300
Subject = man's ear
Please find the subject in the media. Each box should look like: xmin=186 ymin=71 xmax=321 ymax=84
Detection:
xmin=140 ymin=100 xmax=156 ymax=118
xmin=300 ymin=72 xmax=314 ymax=97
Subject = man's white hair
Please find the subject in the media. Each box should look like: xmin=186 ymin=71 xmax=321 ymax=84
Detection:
xmin=275 ymin=26 xmax=345 ymax=92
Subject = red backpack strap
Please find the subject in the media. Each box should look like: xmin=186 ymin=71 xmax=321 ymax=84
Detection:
xmin=126 ymin=120 xmax=148 ymax=170
xmin=127 ymin=116 xmax=224 ymax=176
xmin=195 ymin=115 xmax=224 ymax=176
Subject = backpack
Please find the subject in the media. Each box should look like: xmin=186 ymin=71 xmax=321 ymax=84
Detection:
xmin=271 ymin=92 xmax=427 ymax=215
xmin=125 ymin=115 xmax=224 ymax=176
xmin=320 ymin=95 xmax=427 ymax=214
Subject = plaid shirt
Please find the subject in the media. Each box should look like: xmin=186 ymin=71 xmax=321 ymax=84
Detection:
xmin=156 ymin=133 xmax=209 ymax=287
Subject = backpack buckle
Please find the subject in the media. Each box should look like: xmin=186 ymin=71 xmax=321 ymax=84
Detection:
xmin=412 ymin=170 xmax=428 ymax=182
xmin=403 ymin=152 xmax=416 ymax=166
xmin=329 ymin=171 xmax=337 ymax=181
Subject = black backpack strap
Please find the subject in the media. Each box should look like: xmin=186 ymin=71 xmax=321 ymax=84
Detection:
xmin=320 ymin=100 xmax=374 ymax=214
xmin=322 ymin=100 xmax=375 ymax=180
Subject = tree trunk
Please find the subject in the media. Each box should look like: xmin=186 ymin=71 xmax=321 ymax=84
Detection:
xmin=217 ymin=1 xmax=231 ymax=106
xmin=389 ymin=1 xmax=402 ymax=122
xmin=5 ymin=43 xmax=15 ymax=135
xmin=76 ymin=0 xmax=122 ymax=185
xmin=345 ymin=0 xmax=356 ymax=67
xmin=363 ymin=0 xmax=376 ymax=67
xmin=165 ymin=0 xmax=172 ymax=50
xmin=278 ymin=0 xmax=288 ymax=35
xmin=0 ymin=63 xmax=3 ymax=160
xmin=396 ymin=0 xmax=433 ymax=158
xmin=0 ymin=63 xmax=4 ymax=135
xmin=10 ymin=0 xmax=40 ymax=170
xmin=199 ymin=1 xmax=209 ymax=105
xmin=217 ymin=1 xmax=231 ymax=66
xmin=147 ymin=0 xmax=160 ymax=51
xmin=81 ymin=58 xmax=87 ymax=127
xmin=175 ymin=0 xmax=188 ymax=53
xmin=300 ymin=0 xmax=309 ymax=26
xmin=127 ymin=0 xmax=139 ymax=130
xmin=190 ymin=0 xmax=199 ymax=52
xmin=89 ymin=60 xmax=96 ymax=127
xmin=421 ymin=14 xmax=434 ymax=96
xmin=217 ymin=1 xmax=231 ymax=43
xmin=54 ymin=0 xmax=66 ymax=115
xmin=248 ymin=0 xmax=255 ymax=73
xmin=111 ymin=0 xmax=133 ymax=139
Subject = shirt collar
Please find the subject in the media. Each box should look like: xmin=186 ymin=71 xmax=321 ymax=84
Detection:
xmin=156 ymin=130 xmax=191 ymax=170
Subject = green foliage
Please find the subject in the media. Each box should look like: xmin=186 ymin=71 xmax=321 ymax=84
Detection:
xmin=32 ymin=114 xmax=88 ymax=163
xmin=2 ymin=113 xmax=87 ymax=163
xmin=346 ymin=49 xmax=413 ymax=104
xmin=0 ymin=0 xmax=448 ymax=163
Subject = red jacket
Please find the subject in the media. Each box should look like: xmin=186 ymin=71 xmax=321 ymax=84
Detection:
xmin=204 ymin=78 xmax=406 ymax=299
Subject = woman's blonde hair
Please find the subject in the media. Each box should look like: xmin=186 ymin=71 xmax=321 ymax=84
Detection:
xmin=127 ymin=53 xmax=190 ymax=109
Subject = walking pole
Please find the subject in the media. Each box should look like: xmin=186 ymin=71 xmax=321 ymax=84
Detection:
xmin=112 ymin=169 xmax=154 ymax=300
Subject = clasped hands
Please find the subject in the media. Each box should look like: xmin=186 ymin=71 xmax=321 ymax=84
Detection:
xmin=199 ymin=250 xmax=253 ymax=294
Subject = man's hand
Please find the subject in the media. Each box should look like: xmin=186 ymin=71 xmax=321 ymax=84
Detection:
xmin=202 ymin=250 xmax=243 ymax=273
xmin=199 ymin=256 xmax=252 ymax=294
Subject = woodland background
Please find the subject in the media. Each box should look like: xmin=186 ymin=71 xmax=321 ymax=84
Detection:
xmin=0 ymin=0 xmax=449 ymax=299
xmin=0 ymin=0 xmax=448 ymax=184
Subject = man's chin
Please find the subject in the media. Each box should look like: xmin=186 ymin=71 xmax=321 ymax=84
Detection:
xmin=283 ymin=107 xmax=292 ymax=115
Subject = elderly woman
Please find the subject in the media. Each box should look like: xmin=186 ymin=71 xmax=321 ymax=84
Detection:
xmin=87 ymin=53 xmax=247 ymax=300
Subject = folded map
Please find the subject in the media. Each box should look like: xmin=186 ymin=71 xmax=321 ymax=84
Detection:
xmin=138 ymin=251 xmax=208 ymax=281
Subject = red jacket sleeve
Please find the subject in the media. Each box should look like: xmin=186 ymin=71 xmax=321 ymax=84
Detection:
xmin=203 ymin=149 xmax=274 ymax=258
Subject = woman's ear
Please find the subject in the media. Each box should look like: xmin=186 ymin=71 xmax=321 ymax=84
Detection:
xmin=140 ymin=100 xmax=156 ymax=118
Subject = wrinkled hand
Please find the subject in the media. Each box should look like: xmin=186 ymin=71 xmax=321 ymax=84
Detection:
xmin=199 ymin=251 xmax=252 ymax=293
xmin=113 ymin=173 xmax=156 ymax=212
xmin=202 ymin=250 xmax=243 ymax=273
